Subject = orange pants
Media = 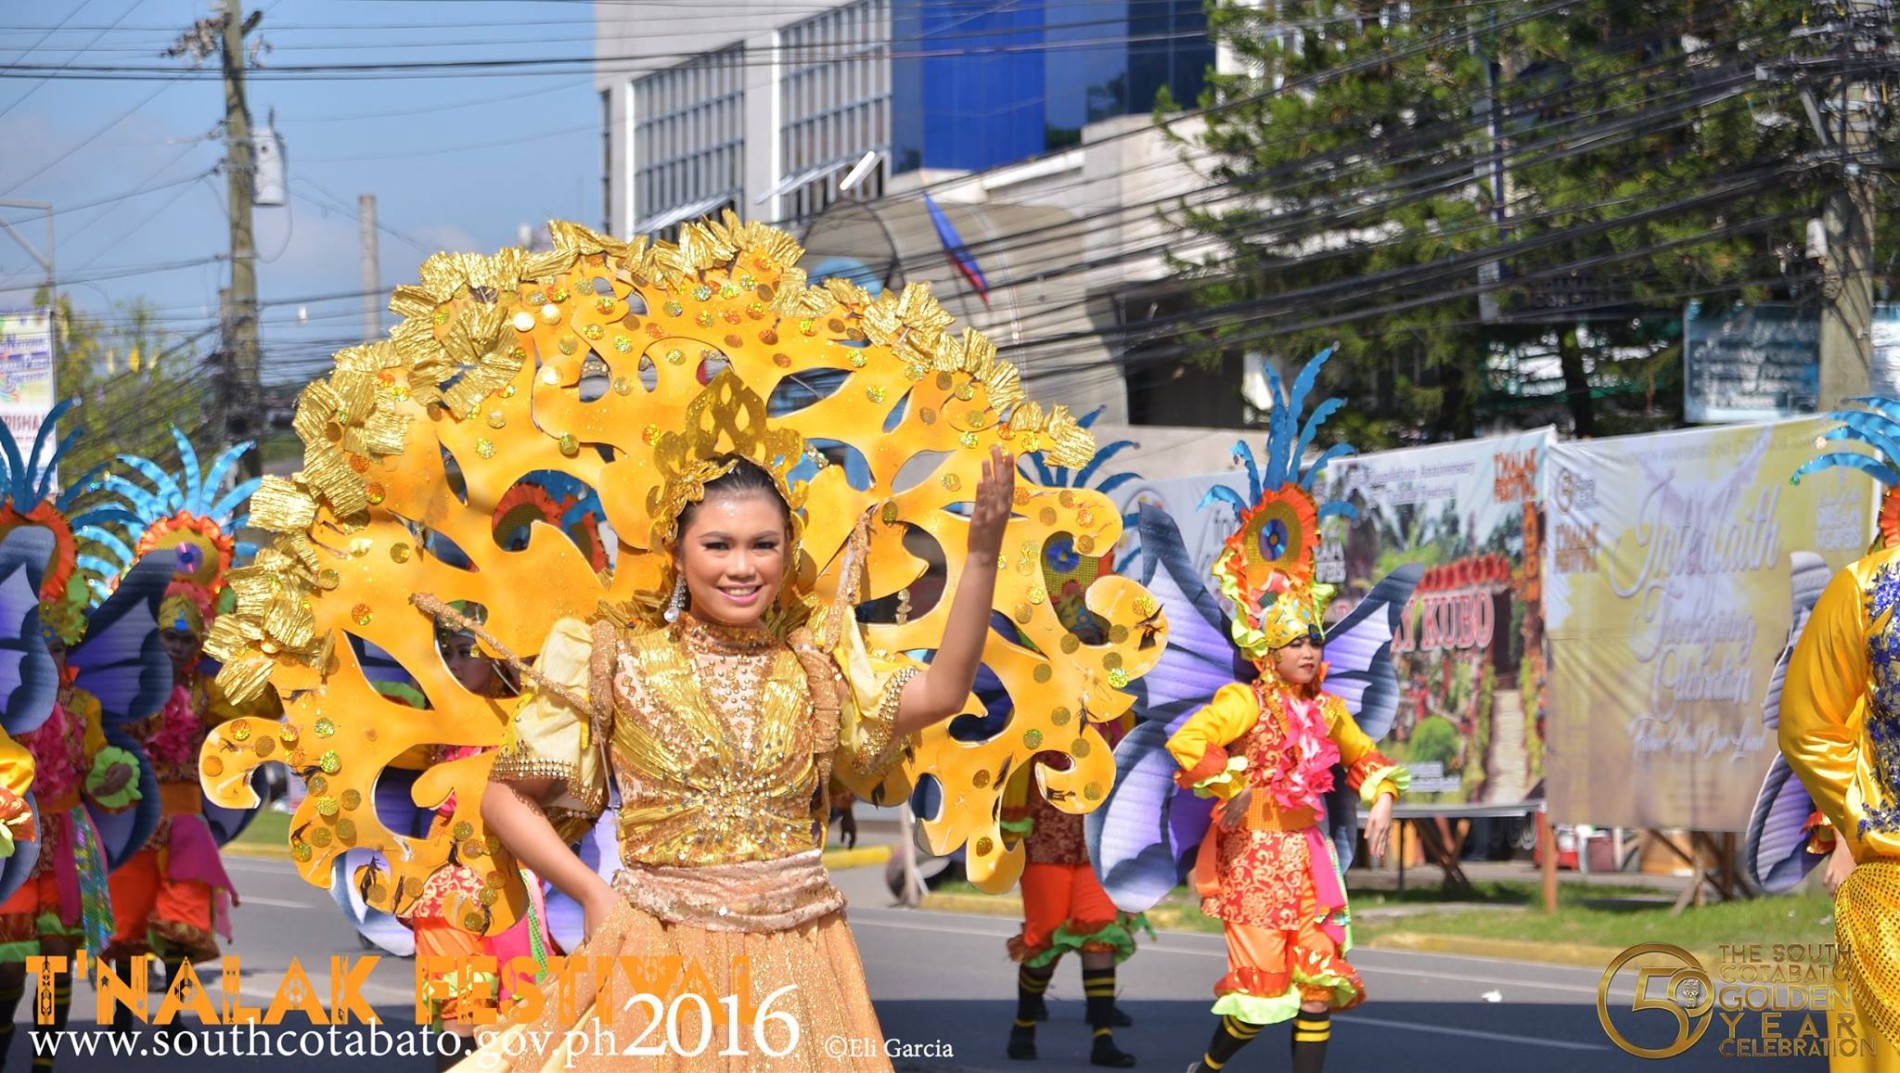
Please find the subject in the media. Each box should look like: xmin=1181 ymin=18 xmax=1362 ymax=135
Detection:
xmin=0 ymin=874 xmax=74 ymax=956
xmin=106 ymin=849 xmax=217 ymax=964
xmin=1215 ymin=882 xmax=1363 ymax=1016
xmin=1008 ymin=862 xmax=1125 ymax=965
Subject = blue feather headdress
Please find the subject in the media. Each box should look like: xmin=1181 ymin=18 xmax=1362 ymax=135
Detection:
xmin=1197 ymin=348 xmax=1357 ymax=663
xmin=1791 ymin=396 xmax=1900 ymax=550
xmin=94 ymin=427 xmax=260 ymax=602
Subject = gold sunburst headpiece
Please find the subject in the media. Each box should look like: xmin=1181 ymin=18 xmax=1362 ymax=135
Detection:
xmin=1200 ymin=348 xmax=1355 ymax=664
xmin=196 ymin=213 xmax=1166 ymax=932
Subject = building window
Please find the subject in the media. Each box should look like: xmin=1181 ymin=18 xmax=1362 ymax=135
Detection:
xmin=777 ymin=0 xmax=890 ymax=224
xmin=631 ymin=45 xmax=745 ymax=235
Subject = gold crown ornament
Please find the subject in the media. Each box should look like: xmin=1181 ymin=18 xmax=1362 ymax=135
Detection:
xmin=197 ymin=215 xmax=1167 ymax=928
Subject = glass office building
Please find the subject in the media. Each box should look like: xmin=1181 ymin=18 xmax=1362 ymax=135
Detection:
xmin=889 ymin=0 xmax=1213 ymax=175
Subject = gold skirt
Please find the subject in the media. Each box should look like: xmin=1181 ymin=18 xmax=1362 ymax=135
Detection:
xmin=456 ymin=899 xmax=892 ymax=1072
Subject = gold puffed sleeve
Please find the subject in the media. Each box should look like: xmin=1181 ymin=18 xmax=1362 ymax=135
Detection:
xmin=489 ymin=616 xmax=606 ymax=838
xmin=1782 ymin=564 xmax=1876 ymax=856
xmin=830 ymin=619 xmax=920 ymax=786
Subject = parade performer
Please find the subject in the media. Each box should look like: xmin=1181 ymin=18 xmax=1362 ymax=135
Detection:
xmin=100 ymin=432 xmax=272 ymax=1028
xmin=194 ymin=216 xmax=1164 ymax=1072
xmin=1084 ymin=349 xmax=1419 ymax=1073
xmin=1000 ymin=420 xmax=1143 ymax=1067
xmin=0 ymin=416 xmax=169 ymax=1071
xmin=1779 ymin=403 xmax=1900 ymax=1071
xmin=405 ymin=606 xmax=550 ymax=1072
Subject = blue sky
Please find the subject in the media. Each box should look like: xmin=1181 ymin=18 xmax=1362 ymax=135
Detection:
xmin=0 ymin=0 xmax=601 ymax=384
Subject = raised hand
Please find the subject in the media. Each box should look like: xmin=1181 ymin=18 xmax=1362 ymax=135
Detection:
xmin=967 ymin=446 xmax=1015 ymax=565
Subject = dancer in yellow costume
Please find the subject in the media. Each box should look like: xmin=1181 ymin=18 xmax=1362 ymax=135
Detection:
xmin=1782 ymin=405 xmax=1900 ymax=1073
xmin=194 ymin=216 xmax=1166 ymax=1072
xmin=1160 ymin=350 xmax=1405 ymax=1073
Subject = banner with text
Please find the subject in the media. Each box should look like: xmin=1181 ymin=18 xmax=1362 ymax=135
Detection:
xmin=1111 ymin=429 xmax=1553 ymax=812
xmin=0 ymin=310 xmax=54 ymax=459
xmin=1541 ymin=419 xmax=1873 ymax=830
xmin=1315 ymin=428 xmax=1553 ymax=810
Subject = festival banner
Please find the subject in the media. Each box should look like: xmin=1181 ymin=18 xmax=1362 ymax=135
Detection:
xmin=0 ymin=309 xmax=54 ymax=455
xmin=1541 ymin=419 xmax=1873 ymax=831
xmin=1111 ymin=428 xmax=1553 ymax=811
xmin=1314 ymin=428 xmax=1553 ymax=810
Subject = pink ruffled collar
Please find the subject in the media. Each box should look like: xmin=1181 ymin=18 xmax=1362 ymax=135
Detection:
xmin=1263 ymin=693 xmax=1339 ymax=812
xmin=148 ymin=685 xmax=200 ymax=769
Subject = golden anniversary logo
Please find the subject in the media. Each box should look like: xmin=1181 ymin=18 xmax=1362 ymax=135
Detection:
xmin=1597 ymin=942 xmax=1885 ymax=1059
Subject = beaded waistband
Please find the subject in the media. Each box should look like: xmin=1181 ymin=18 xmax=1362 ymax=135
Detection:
xmin=613 ymin=848 xmax=844 ymax=933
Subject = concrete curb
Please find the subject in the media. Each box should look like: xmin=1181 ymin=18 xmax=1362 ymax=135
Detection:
xmin=222 ymin=841 xmax=288 ymax=860
xmin=1361 ymin=931 xmax=1626 ymax=969
xmin=920 ymin=892 xmax=1022 ymax=917
xmin=913 ymin=894 xmax=1639 ymax=971
xmin=823 ymin=845 xmax=894 ymax=870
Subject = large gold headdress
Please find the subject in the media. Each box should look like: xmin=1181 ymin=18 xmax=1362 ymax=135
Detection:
xmin=198 ymin=215 xmax=1165 ymax=927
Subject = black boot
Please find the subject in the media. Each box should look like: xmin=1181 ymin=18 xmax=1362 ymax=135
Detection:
xmin=1083 ymin=967 xmax=1135 ymax=1067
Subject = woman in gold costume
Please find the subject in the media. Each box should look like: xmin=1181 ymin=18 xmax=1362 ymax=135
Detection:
xmin=192 ymin=217 xmax=1163 ymax=1073
xmin=469 ymin=446 xmax=1014 ymax=1070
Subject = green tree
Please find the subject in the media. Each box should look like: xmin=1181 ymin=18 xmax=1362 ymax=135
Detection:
xmin=1173 ymin=1 xmax=1822 ymax=442
xmin=38 ymin=291 xmax=216 ymax=487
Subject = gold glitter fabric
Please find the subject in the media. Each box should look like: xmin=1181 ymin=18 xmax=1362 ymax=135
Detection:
xmin=1784 ymin=548 xmax=1900 ymax=854
xmin=610 ymin=849 xmax=842 ymax=932
xmin=499 ymin=615 xmax=915 ymax=870
xmin=1838 ymin=860 xmax=1900 ymax=1052
xmin=198 ymin=215 xmax=1170 ymax=932
xmin=464 ymin=900 xmax=890 ymax=1073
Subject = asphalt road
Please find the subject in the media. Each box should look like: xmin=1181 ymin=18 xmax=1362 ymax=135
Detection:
xmin=0 ymin=852 xmax=1826 ymax=1071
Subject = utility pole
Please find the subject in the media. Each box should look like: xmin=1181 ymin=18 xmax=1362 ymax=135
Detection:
xmin=170 ymin=3 xmax=264 ymax=476
xmin=223 ymin=1 xmax=260 ymax=476
xmin=359 ymin=194 xmax=380 ymax=343
xmin=1813 ymin=1 xmax=1890 ymax=409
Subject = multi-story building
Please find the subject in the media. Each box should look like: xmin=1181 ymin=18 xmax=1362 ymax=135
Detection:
xmin=595 ymin=1 xmax=1228 ymax=426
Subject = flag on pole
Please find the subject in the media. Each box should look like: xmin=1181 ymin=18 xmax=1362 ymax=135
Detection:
xmin=923 ymin=193 xmax=990 ymax=306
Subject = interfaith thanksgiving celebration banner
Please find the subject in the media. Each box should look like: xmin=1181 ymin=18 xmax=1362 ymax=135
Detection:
xmin=1540 ymin=419 xmax=1873 ymax=831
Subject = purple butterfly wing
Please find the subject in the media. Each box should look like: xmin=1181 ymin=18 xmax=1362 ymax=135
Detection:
xmin=1317 ymin=564 xmax=1421 ymax=869
xmin=0 ymin=528 xmax=57 ymax=737
xmin=1744 ymin=551 xmax=1831 ymax=893
xmin=88 ymin=726 xmax=161 ymax=869
xmin=72 ymin=552 xmax=176 ymax=731
xmin=1085 ymin=506 xmax=1240 ymax=913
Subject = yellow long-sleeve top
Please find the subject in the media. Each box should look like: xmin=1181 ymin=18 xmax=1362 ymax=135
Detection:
xmin=1166 ymin=681 xmax=1404 ymax=831
xmin=1781 ymin=547 xmax=1900 ymax=861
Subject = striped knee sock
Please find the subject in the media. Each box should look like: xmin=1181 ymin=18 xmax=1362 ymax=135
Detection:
xmin=1200 ymin=1014 xmax=1261 ymax=1070
xmin=1009 ymin=964 xmax=1054 ymax=1059
xmin=1082 ymin=968 xmax=1133 ymax=1066
xmin=1291 ymin=1008 xmax=1332 ymax=1073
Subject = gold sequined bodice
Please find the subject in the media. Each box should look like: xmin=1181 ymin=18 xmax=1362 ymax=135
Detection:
xmin=608 ymin=620 xmax=824 ymax=867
